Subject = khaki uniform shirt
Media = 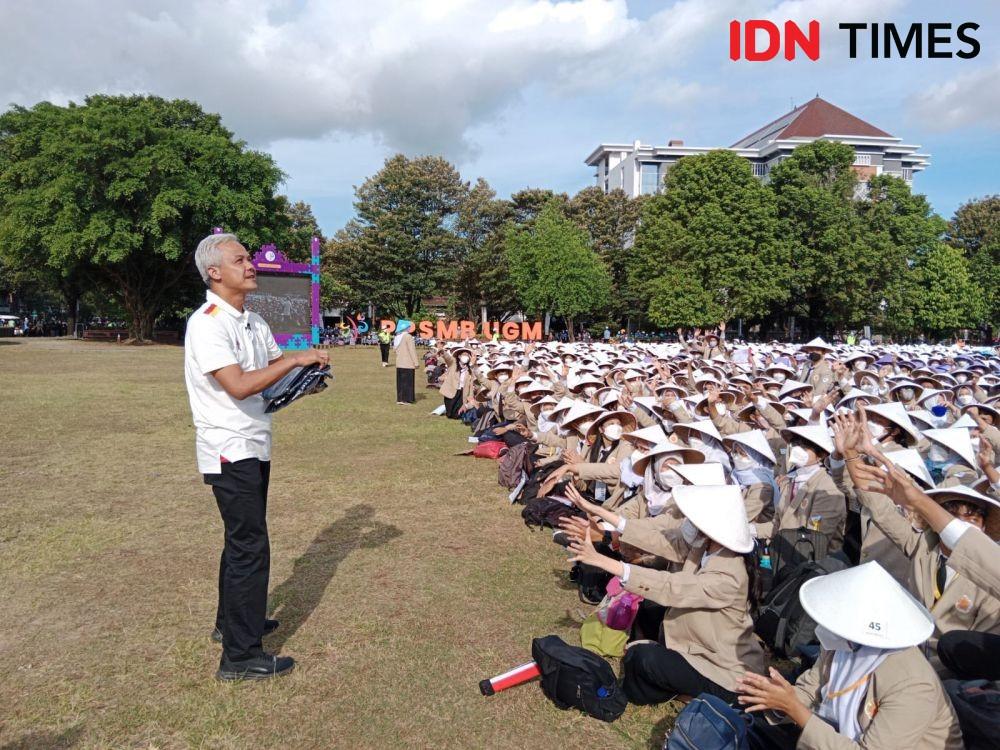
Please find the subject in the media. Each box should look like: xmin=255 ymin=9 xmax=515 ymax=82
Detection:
xmin=792 ymin=647 xmax=962 ymax=750
xmin=623 ymin=548 xmax=767 ymax=692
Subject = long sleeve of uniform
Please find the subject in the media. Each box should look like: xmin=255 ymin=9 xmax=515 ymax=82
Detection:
xmin=573 ymin=460 xmax=620 ymax=483
xmin=535 ymin=429 xmax=571 ymax=450
xmin=949 ymin=526 xmax=1000 ymax=600
xmin=622 ymin=562 xmax=740 ymax=610
xmin=831 ymin=462 xmax=858 ymax=507
xmin=981 ymin=423 xmax=1000 ymax=456
xmin=759 ymin=402 xmax=787 ymax=433
xmin=619 ymin=514 xmax=689 ymax=562
xmin=710 ymin=408 xmax=749 ymax=436
xmin=667 ymin=401 xmax=694 ymax=424
xmin=742 ymin=483 xmax=775 ymax=523
xmin=854 ymin=487 xmax=923 ymax=558
xmin=633 ymin=407 xmax=657 ymax=428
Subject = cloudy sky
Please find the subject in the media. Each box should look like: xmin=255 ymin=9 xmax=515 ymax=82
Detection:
xmin=3 ymin=0 xmax=997 ymax=234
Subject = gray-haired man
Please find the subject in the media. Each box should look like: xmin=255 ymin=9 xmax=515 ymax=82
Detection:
xmin=184 ymin=233 xmax=328 ymax=681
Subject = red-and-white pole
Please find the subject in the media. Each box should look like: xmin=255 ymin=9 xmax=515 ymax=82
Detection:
xmin=479 ymin=661 xmax=542 ymax=696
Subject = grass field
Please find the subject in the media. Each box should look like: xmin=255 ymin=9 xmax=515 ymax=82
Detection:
xmin=0 ymin=338 xmax=676 ymax=749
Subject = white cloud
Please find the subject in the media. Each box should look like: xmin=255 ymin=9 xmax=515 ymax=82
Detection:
xmin=0 ymin=0 xmax=728 ymax=159
xmin=909 ymin=63 xmax=1000 ymax=132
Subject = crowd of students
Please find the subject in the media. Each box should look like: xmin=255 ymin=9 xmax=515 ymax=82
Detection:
xmin=423 ymin=331 xmax=1000 ymax=749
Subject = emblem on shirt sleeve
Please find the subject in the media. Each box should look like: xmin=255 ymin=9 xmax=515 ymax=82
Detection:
xmin=955 ymin=595 xmax=973 ymax=614
xmin=204 ymin=304 xmax=220 ymax=316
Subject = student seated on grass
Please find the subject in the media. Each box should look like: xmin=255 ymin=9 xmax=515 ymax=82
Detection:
xmin=563 ymin=484 xmax=766 ymax=705
xmin=736 ymin=562 xmax=963 ymax=750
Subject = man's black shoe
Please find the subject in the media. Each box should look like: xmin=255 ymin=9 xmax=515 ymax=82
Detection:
xmin=211 ymin=618 xmax=279 ymax=644
xmin=216 ymin=653 xmax=295 ymax=682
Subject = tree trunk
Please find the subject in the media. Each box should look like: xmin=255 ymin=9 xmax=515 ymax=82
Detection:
xmin=566 ymin=316 xmax=575 ymax=342
xmin=64 ymin=289 xmax=79 ymax=338
xmin=123 ymin=290 xmax=157 ymax=343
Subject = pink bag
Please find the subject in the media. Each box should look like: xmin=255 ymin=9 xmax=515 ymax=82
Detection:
xmin=596 ymin=577 xmax=643 ymax=632
xmin=472 ymin=440 xmax=506 ymax=459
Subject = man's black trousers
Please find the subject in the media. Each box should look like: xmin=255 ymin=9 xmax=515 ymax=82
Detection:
xmin=205 ymin=458 xmax=271 ymax=663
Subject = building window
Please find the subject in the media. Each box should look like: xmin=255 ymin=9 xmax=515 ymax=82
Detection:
xmin=640 ymin=162 xmax=660 ymax=195
xmin=854 ymin=153 xmax=872 ymax=166
xmin=751 ymin=162 xmax=768 ymax=177
xmin=902 ymin=168 xmax=913 ymax=181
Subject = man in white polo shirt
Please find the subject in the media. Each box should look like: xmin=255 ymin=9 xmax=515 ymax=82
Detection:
xmin=184 ymin=232 xmax=328 ymax=681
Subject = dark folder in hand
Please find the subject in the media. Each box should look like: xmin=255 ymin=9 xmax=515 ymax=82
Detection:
xmin=262 ymin=364 xmax=331 ymax=413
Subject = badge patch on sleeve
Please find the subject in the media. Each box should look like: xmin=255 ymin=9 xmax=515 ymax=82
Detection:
xmin=955 ymin=595 xmax=973 ymax=614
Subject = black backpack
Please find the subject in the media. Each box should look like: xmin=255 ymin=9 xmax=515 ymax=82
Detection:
xmin=531 ymin=635 xmax=627 ymax=723
xmin=943 ymin=679 xmax=1000 ymax=750
xmin=754 ymin=556 xmax=846 ymax=658
xmin=521 ymin=498 xmax=583 ymax=529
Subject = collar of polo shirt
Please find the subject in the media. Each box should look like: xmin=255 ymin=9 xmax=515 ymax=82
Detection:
xmin=206 ymin=290 xmax=247 ymax=320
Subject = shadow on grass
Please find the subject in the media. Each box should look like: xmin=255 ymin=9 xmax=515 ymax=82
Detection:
xmin=550 ymin=567 xmax=576 ymax=591
xmin=645 ymin=701 xmax=684 ymax=750
xmin=266 ymin=504 xmax=402 ymax=652
xmin=0 ymin=723 xmax=83 ymax=749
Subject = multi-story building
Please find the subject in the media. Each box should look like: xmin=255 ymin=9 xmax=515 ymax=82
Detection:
xmin=585 ymin=96 xmax=930 ymax=197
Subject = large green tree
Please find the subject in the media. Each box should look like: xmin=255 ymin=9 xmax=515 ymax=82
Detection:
xmin=277 ymin=198 xmax=325 ymax=262
xmin=891 ymin=243 xmax=986 ymax=339
xmin=0 ymin=95 xmax=289 ymax=340
xmin=451 ymin=179 xmax=519 ymax=321
xmin=856 ymin=174 xmax=950 ymax=333
xmin=631 ymin=150 xmax=787 ymax=327
xmin=949 ymin=195 xmax=1000 ymax=328
xmin=565 ymin=187 xmax=646 ymax=324
xmin=505 ymin=203 xmax=611 ymax=341
xmin=323 ymin=154 xmax=468 ymax=318
xmin=768 ymin=141 xmax=871 ymax=333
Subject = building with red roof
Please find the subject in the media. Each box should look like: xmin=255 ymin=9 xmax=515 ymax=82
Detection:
xmin=586 ymin=96 xmax=929 ymax=197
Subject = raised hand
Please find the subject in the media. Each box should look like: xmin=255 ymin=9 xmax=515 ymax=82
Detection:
xmin=565 ymin=483 xmax=600 ymax=516
xmin=977 ymin=438 xmax=995 ymax=471
xmin=619 ymin=388 xmax=634 ymax=410
xmin=565 ymin=517 xmax=605 ymax=567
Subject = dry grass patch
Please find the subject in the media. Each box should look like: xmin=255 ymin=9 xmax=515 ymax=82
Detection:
xmin=1 ymin=339 xmax=679 ymax=749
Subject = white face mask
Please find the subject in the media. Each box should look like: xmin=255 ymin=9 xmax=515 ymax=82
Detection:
xmin=898 ymin=387 xmax=915 ymax=401
xmin=681 ymin=518 xmax=701 ymax=546
xmin=958 ymin=394 xmax=974 ymax=406
xmin=862 ymin=383 xmax=879 ymax=395
xmin=787 ymin=444 xmax=812 ymax=470
xmin=928 ymin=443 xmax=950 ymax=463
xmin=538 ymin=413 xmax=556 ymax=433
xmin=497 ymin=374 xmax=509 ymax=383
xmin=584 ymin=386 xmax=597 ymax=397
xmin=659 ymin=468 xmax=684 ymax=487
xmin=956 ymin=374 xmax=968 ymax=384
xmin=459 ymin=354 xmax=470 ymax=364
xmin=714 ymin=402 xmax=727 ymax=416
xmin=868 ymin=421 xmax=887 ymax=441
xmin=924 ymin=395 xmax=940 ymax=408
xmin=773 ymin=372 xmax=786 ymax=383
xmin=688 ymin=436 xmax=706 ymax=449
xmin=646 ymin=488 xmax=671 ymax=516
xmin=853 ymin=361 xmax=866 ymax=371
xmin=733 ymin=453 xmax=755 ymax=471
xmin=603 ymin=424 xmax=623 ymax=441
xmin=619 ymin=453 xmax=643 ymax=488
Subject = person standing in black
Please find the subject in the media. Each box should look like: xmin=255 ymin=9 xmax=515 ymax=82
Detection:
xmin=393 ymin=320 xmax=417 ymax=404
xmin=184 ymin=233 xmax=328 ymax=681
